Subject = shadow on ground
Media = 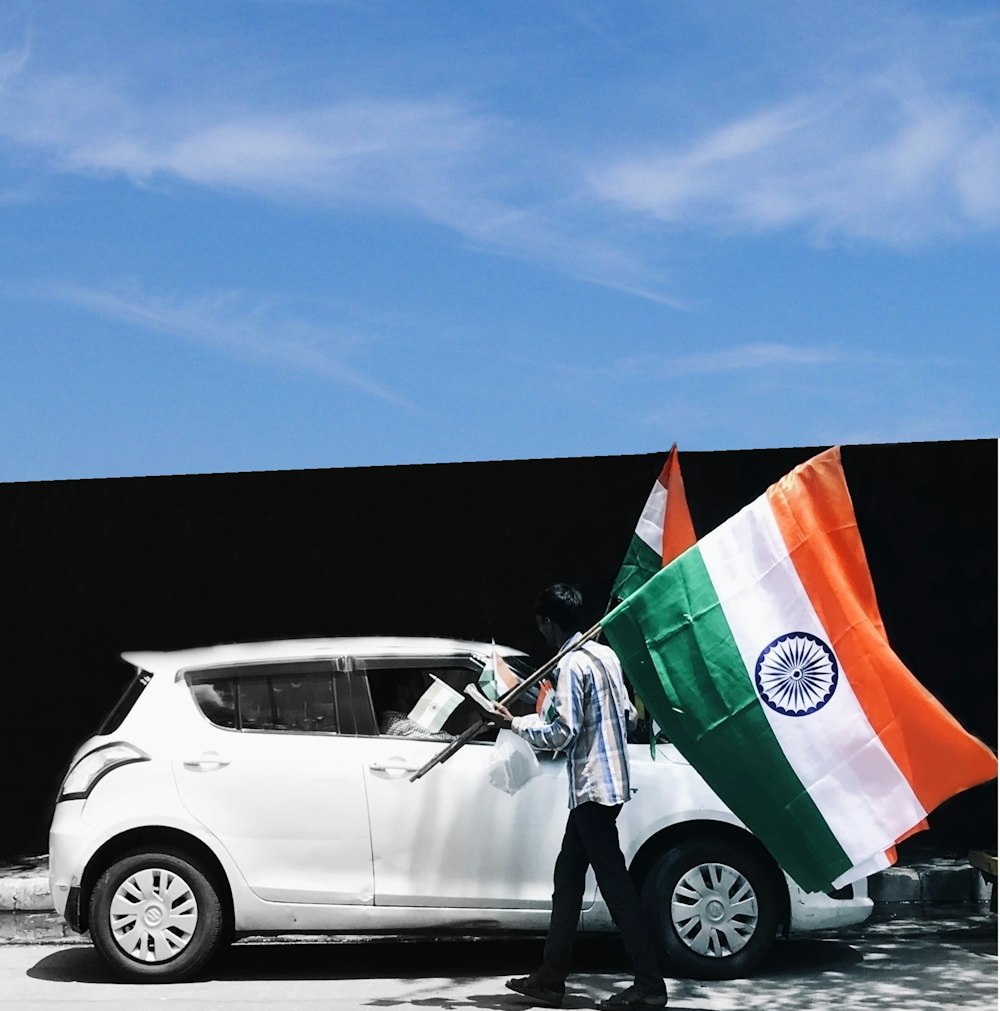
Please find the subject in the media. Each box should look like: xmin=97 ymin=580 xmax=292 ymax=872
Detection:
xmin=26 ymin=933 xmax=863 ymax=986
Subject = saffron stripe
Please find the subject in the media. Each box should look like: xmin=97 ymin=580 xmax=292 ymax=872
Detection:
xmin=766 ymin=448 xmax=998 ymax=813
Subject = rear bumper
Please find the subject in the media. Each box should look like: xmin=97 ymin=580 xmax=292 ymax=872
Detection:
xmin=48 ymin=801 xmax=91 ymax=922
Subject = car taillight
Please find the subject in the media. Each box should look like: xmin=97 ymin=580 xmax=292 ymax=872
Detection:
xmin=59 ymin=742 xmax=150 ymax=801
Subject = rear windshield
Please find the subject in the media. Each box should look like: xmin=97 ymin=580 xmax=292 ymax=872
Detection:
xmin=98 ymin=669 xmax=152 ymax=735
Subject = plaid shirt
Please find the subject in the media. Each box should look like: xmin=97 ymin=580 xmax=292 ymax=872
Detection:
xmin=512 ymin=633 xmax=635 ymax=809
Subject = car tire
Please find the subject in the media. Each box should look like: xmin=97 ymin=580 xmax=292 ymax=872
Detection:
xmin=640 ymin=838 xmax=779 ymax=980
xmin=89 ymin=850 xmax=224 ymax=982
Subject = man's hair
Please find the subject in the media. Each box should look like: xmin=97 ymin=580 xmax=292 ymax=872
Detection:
xmin=534 ymin=583 xmax=585 ymax=632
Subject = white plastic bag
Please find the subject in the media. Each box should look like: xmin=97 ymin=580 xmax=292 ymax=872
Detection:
xmin=487 ymin=729 xmax=541 ymax=795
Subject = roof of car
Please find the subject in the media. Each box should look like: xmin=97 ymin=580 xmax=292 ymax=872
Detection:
xmin=121 ymin=637 xmax=529 ymax=677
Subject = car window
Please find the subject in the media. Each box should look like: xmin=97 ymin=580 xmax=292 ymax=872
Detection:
xmin=190 ymin=677 xmax=238 ymax=728
xmin=239 ymin=671 xmax=336 ymax=732
xmin=187 ymin=662 xmax=377 ymax=735
xmin=362 ymin=658 xmax=500 ymax=742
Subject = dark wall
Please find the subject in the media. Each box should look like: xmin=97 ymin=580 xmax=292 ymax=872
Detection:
xmin=2 ymin=440 xmax=995 ymax=858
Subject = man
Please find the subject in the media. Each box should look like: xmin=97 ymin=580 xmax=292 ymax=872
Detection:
xmin=493 ymin=583 xmax=668 ymax=1010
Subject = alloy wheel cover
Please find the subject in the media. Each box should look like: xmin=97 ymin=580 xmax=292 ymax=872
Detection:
xmin=108 ymin=866 xmax=199 ymax=963
xmin=669 ymin=860 xmax=759 ymax=958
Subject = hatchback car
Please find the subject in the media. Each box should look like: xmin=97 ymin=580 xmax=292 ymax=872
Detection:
xmin=49 ymin=637 xmax=872 ymax=983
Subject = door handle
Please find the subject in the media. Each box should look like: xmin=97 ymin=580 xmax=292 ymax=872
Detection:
xmin=368 ymin=760 xmax=421 ymax=773
xmin=183 ymin=753 xmax=231 ymax=770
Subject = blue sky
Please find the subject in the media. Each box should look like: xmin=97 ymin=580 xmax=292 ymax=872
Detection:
xmin=1 ymin=1 xmax=998 ymax=482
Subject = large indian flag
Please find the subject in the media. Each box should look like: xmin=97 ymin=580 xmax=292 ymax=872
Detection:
xmin=611 ymin=444 xmax=696 ymax=603
xmin=601 ymin=446 xmax=997 ymax=893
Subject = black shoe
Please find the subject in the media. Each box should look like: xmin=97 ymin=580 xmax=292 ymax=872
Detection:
xmin=599 ymin=983 xmax=668 ymax=1009
xmin=505 ymin=974 xmax=565 ymax=1008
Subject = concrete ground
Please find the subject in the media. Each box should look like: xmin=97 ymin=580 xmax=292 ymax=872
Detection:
xmin=0 ymin=909 xmax=996 ymax=1011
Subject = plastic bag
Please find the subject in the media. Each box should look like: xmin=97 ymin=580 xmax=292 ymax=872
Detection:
xmin=487 ymin=729 xmax=541 ymax=795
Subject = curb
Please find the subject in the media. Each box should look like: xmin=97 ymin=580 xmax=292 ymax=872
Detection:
xmin=869 ymin=859 xmax=994 ymax=905
xmin=0 ymin=876 xmax=54 ymax=912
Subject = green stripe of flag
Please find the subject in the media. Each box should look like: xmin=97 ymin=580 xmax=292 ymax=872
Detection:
xmin=602 ymin=546 xmax=853 ymax=893
xmin=611 ymin=533 xmax=661 ymax=602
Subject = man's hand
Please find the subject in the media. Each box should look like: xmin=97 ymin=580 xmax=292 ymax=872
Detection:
xmin=492 ymin=702 xmax=514 ymax=725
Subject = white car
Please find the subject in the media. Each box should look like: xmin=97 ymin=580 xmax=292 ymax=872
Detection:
xmin=49 ymin=637 xmax=872 ymax=983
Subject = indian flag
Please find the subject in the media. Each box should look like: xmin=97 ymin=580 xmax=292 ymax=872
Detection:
xmin=611 ymin=444 xmax=696 ymax=603
xmin=409 ymin=675 xmax=464 ymax=733
xmin=478 ymin=642 xmax=521 ymax=702
xmin=601 ymin=446 xmax=997 ymax=893
xmin=534 ymin=678 xmax=557 ymax=722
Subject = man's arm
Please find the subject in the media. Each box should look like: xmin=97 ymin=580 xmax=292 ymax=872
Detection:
xmin=508 ymin=659 xmax=583 ymax=753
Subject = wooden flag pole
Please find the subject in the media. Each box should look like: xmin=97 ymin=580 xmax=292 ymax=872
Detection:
xmin=408 ymin=621 xmax=603 ymax=782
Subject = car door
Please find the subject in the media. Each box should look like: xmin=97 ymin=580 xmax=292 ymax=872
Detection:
xmin=359 ymin=656 xmax=592 ymax=910
xmin=171 ymin=660 xmax=376 ymax=905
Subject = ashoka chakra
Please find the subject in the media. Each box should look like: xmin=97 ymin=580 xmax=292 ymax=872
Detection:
xmin=754 ymin=632 xmax=838 ymax=717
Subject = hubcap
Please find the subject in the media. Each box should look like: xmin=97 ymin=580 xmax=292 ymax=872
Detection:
xmin=109 ymin=867 xmax=199 ymax=963
xmin=670 ymin=861 xmax=759 ymax=958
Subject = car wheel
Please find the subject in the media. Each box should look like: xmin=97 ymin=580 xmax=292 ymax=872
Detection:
xmin=640 ymin=838 xmax=779 ymax=980
xmin=89 ymin=850 xmax=224 ymax=982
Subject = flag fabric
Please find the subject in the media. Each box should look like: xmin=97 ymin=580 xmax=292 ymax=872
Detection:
xmin=480 ymin=642 xmax=556 ymax=720
xmin=534 ymin=678 xmax=557 ymax=722
xmin=478 ymin=642 xmax=522 ymax=702
xmin=611 ymin=444 xmax=696 ymax=603
xmin=408 ymin=675 xmax=464 ymax=733
xmin=601 ymin=446 xmax=997 ymax=894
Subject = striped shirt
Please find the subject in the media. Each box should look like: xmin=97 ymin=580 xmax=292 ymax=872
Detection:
xmin=511 ymin=633 xmax=636 ymax=809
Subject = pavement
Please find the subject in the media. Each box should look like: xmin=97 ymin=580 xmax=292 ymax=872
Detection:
xmin=0 ymin=850 xmax=994 ymax=945
xmin=2 ymin=916 xmax=996 ymax=1011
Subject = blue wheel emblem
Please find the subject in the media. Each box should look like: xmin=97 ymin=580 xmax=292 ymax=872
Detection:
xmin=754 ymin=632 xmax=838 ymax=717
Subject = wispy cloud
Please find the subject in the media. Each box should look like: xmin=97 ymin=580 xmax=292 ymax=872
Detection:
xmin=538 ymin=342 xmax=906 ymax=385
xmin=65 ymin=100 xmax=489 ymax=206
xmin=2 ymin=5 xmax=998 ymax=299
xmin=622 ymin=346 xmax=983 ymax=449
xmin=0 ymin=33 xmax=30 ymax=87
xmin=0 ymin=35 xmax=492 ymax=220
xmin=40 ymin=281 xmax=415 ymax=409
xmin=589 ymin=65 xmax=1000 ymax=246
xmin=0 ymin=59 xmax=684 ymax=304
xmin=658 ymin=343 xmax=855 ymax=375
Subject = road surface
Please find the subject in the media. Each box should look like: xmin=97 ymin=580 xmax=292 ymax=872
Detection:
xmin=0 ymin=912 xmax=995 ymax=1010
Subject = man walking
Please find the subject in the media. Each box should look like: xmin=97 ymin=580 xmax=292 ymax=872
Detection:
xmin=494 ymin=583 xmax=668 ymax=1010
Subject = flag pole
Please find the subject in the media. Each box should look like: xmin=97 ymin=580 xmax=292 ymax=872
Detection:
xmin=408 ymin=621 xmax=603 ymax=782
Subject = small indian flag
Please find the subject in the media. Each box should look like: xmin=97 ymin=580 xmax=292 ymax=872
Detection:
xmin=602 ymin=446 xmax=998 ymax=893
xmin=534 ymin=678 xmax=557 ymax=722
xmin=611 ymin=443 xmax=696 ymax=603
xmin=478 ymin=642 xmax=521 ymax=702
xmin=408 ymin=675 xmax=464 ymax=733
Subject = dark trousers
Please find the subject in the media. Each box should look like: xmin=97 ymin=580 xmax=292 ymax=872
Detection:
xmin=537 ymin=801 xmax=665 ymax=995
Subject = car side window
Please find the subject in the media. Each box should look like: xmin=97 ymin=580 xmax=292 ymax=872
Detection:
xmin=363 ymin=660 xmax=499 ymax=742
xmin=187 ymin=663 xmax=377 ymax=735
xmin=189 ymin=678 xmax=238 ymax=728
xmin=239 ymin=671 xmax=337 ymax=732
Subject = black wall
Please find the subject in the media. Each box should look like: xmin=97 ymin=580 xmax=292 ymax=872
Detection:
xmin=2 ymin=440 xmax=995 ymax=858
